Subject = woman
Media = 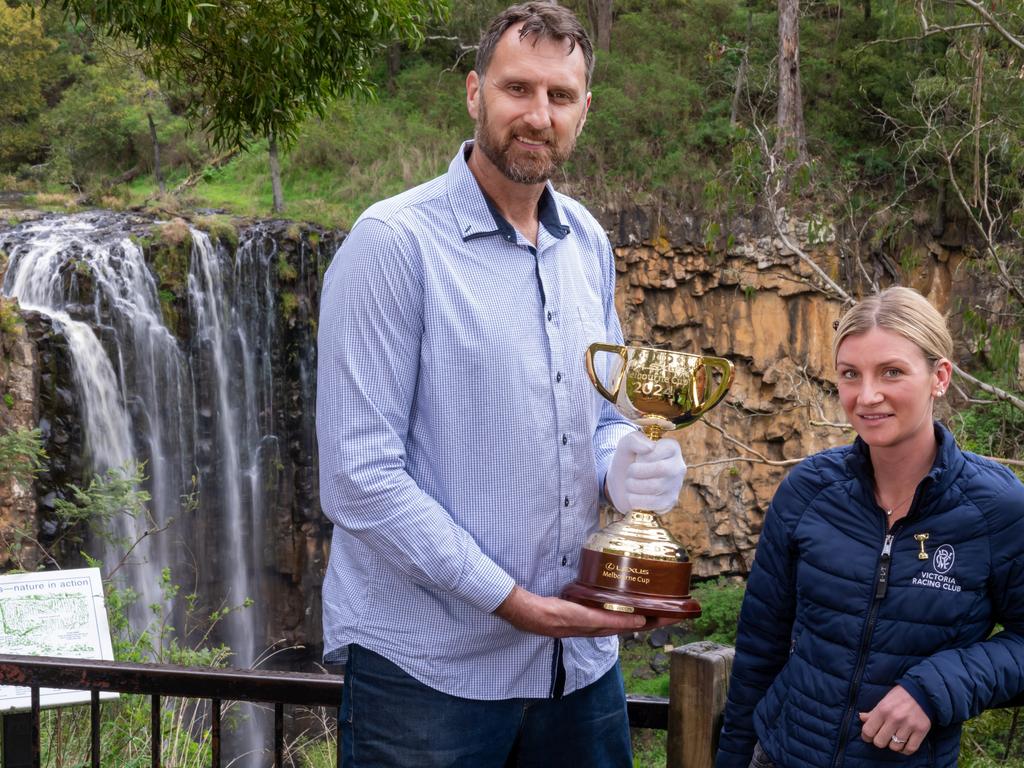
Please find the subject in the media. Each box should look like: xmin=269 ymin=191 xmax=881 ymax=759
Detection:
xmin=715 ymin=286 xmax=1024 ymax=768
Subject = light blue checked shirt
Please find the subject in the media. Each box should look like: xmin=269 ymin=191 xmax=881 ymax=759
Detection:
xmin=317 ymin=141 xmax=635 ymax=699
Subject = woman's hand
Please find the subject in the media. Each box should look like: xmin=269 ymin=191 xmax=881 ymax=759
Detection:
xmin=858 ymin=685 xmax=932 ymax=755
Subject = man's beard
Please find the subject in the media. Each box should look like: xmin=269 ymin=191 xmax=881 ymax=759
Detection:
xmin=473 ymin=97 xmax=577 ymax=184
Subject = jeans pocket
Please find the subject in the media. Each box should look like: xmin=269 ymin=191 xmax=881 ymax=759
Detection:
xmin=748 ymin=741 xmax=776 ymax=768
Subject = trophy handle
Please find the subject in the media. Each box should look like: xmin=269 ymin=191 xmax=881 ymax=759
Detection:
xmin=585 ymin=343 xmax=628 ymax=404
xmin=689 ymin=357 xmax=735 ymax=418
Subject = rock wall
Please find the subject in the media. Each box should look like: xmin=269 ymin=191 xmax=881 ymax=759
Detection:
xmin=606 ymin=207 xmax=986 ymax=578
xmin=0 ymin=296 xmax=41 ymax=570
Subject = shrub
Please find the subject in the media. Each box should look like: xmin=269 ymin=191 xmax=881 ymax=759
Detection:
xmin=692 ymin=577 xmax=745 ymax=646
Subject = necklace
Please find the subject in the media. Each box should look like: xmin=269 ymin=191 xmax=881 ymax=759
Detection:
xmin=877 ymin=489 xmax=916 ymax=517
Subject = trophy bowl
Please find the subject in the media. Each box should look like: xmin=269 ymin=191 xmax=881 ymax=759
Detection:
xmin=560 ymin=344 xmax=734 ymax=619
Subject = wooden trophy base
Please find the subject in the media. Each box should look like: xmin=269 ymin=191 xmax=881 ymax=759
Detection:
xmin=560 ymin=581 xmax=702 ymax=619
xmin=560 ymin=548 xmax=702 ymax=620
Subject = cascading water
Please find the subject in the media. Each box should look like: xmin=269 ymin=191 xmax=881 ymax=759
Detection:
xmin=0 ymin=212 xmax=311 ymax=766
xmin=0 ymin=214 xmax=193 ymax=627
xmin=187 ymin=228 xmax=281 ymax=764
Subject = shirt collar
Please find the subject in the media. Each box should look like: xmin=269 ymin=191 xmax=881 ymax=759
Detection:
xmin=448 ymin=140 xmax=570 ymax=243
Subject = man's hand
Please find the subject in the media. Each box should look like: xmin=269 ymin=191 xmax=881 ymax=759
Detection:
xmin=606 ymin=431 xmax=686 ymax=514
xmin=494 ymin=586 xmax=649 ymax=637
xmin=858 ymin=685 xmax=932 ymax=756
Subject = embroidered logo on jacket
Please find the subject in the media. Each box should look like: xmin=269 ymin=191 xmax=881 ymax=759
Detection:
xmin=911 ymin=542 xmax=961 ymax=592
xmin=933 ymin=544 xmax=955 ymax=574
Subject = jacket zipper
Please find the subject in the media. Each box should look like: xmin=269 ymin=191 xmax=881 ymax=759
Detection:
xmin=829 ymin=533 xmax=895 ymax=768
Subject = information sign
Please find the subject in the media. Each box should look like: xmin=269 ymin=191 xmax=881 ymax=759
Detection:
xmin=0 ymin=567 xmax=118 ymax=712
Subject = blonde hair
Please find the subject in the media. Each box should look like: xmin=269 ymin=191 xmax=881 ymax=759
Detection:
xmin=832 ymin=286 xmax=953 ymax=367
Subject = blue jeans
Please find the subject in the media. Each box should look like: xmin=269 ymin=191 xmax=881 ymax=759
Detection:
xmin=340 ymin=644 xmax=632 ymax=767
xmin=748 ymin=742 xmax=776 ymax=768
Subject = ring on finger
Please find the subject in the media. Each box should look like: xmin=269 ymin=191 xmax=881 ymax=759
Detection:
xmin=890 ymin=735 xmax=908 ymax=747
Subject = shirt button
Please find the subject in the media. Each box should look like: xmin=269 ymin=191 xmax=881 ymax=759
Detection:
xmin=564 ymin=496 xmax=570 ymax=507
xmin=547 ymin=311 xmax=553 ymax=322
xmin=556 ymin=371 xmax=562 ymax=382
xmin=561 ymin=555 xmax=568 ymax=566
xmin=562 ymin=434 xmax=568 ymax=445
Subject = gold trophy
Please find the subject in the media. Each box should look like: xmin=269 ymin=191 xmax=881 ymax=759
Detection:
xmin=560 ymin=343 xmax=734 ymax=619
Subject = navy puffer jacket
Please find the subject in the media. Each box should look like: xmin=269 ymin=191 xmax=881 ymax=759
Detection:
xmin=716 ymin=423 xmax=1024 ymax=768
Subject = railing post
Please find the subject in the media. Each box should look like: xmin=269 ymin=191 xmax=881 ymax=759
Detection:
xmin=666 ymin=641 xmax=734 ymax=768
xmin=2 ymin=712 xmax=33 ymax=768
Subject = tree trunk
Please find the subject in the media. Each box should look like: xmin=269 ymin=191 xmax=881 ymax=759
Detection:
xmin=586 ymin=0 xmax=613 ymax=53
xmin=970 ymin=27 xmax=984 ymax=207
xmin=268 ymin=132 xmax=284 ymax=214
xmin=386 ymin=41 xmax=401 ymax=95
xmin=775 ymin=0 xmax=808 ymax=165
xmin=147 ymin=112 xmax=165 ymax=194
xmin=730 ymin=5 xmax=754 ymax=127
xmin=863 ymin=0 xmax=871 ymax=21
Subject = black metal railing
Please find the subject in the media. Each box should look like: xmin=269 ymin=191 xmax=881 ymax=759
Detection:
xmin=0 ymin=654 xmax=668 ymax=767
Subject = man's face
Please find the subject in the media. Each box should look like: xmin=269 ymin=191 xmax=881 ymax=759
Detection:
xmin=467 ymin=27 xmax=591 ymax=185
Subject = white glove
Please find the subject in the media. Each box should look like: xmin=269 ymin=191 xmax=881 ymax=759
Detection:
xmin=606 ymin=431 xmax=687 ymax=514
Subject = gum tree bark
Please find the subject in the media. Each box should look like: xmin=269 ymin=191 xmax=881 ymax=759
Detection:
xmin=587 ymin=0 xmax=613 ymax=53
xmin=147 ymin=111 xmax=165 ymax=193
xmin=268 ymin=132 xmax=284 ymax=214
xmin=775 ymin=0 xmax=808 ymax=165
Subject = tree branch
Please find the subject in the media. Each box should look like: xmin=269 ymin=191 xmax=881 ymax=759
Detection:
xmin=953 ymin=363 xmax=1024 ymax=411
xmin=957 ymin=0 xmax=1024 ymax=53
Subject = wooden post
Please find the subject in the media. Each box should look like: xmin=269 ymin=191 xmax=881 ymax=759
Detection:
xmin=667 ymin=641 xmax=734 ymax=768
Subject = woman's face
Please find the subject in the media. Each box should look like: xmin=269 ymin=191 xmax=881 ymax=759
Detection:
xmin=835 ymin=326 xmax=952 ymax=451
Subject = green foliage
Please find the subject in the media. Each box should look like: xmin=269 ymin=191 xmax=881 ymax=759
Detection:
xmin=569 ymin=0 xmax=757 ymax=193
xmin=52 ymin=461 xmax=152 ymax=552
xmin=40 ymin=51 xmax=181 ymax=190
xmin=149 ymin=218 xmax=193 ymax=295
xmin=0 ymin=427 xmax=46 ymax=483
xmin=962 ymin=306 xmax=1022 ymax=385
xmin=277 ymin=254 xmax=298 ymax=283
xmin=619 ymin=638 xmax=671 ymax=699
xmin=0 ymin=4 xmax=57 ymax=169
xmin=0 ymin=294 xmax=23 ymax=338
xmin=280 ymin=291 xmax=300 ymax=320
xmin=632 ymin=729 xmax=667 ymax=768
xmin=36 ymin=568 xmax=246 ymax=768
xmin=20 ymin=451 xmax=262 ymax=768
xmin=193 ymin=214 xmax=239 ymax=249
xmin=950 ymin=395 xmax=1024 ymax=472
xmin=692 ymin=577 xmax=745 ymax=645
xmin=960 ymin=708 xmax=1024 ymax=768
xmin=50 ymin=0 xmax=449 ymax=151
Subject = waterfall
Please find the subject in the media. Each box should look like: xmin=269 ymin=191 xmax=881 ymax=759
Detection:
xmin=186 ymin=229 xmax=277 ymax=660
xmin=186 ymin=229 xmax=274 ymax=763
xmin=0 ymin=212 xmax=312 ymax=766
xmin=1 ymin=213 xmax=193 ymax=627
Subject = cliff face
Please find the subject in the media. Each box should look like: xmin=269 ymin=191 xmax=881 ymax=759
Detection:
xmin=0 ymin=204 xmax=1002 ymax=658
xmin=605 ymin=205 xmax=987 ymax=577
xmin=0 ymin=295 xmax=41 ymax=571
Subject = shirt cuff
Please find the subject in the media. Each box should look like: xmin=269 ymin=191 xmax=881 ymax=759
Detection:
xmin=453 ymin=550 xmax=517 ymax=614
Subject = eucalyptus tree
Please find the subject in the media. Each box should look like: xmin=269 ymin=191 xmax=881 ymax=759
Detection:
xmin=47 ymin=0 xmax=448 ymax=211
xmin=775 ymin=0 xmax=807 ymax=166
xmin=0 ymin=3 xmax=56 ymax=169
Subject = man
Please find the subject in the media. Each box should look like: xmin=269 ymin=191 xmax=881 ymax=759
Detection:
xmin=317 ymin=4 xmax=686 ymax=765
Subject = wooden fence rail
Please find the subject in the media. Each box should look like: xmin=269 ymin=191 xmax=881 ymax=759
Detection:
xmin=0 ymin=644 xmax=735 ymax=767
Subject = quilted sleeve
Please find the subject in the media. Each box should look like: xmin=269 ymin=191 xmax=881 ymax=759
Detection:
xmin=714 ymin=467 xmax=805 ymax=768
xmin=897 ymin=468 xmax=1024 ymax=726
